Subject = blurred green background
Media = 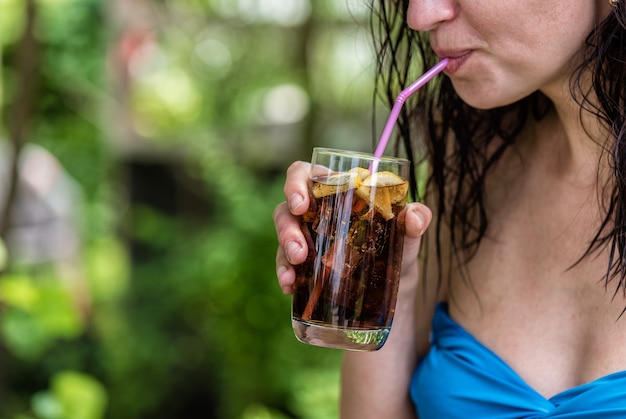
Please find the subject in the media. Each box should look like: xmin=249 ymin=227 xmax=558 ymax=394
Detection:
xmin=0 ymin=0 xmax=385 ymax=418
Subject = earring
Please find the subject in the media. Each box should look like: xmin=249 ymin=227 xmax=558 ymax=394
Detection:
xmin=610 ymin=0 xmax=621 ymax=6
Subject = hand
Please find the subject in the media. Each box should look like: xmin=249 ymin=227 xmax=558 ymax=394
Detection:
xmin=273 ymin=161 xmax=311 ymax=295
xmin=273 ymin=161 xmax=432 ymax=295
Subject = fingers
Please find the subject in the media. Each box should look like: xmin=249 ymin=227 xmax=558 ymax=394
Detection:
xmin=284 ymin=161 xmax=311 ymax=216
xmin=276 ymin=246 xmax=295 ymax=295
xmin=273 ymin=201 xmax=307 ymax=295
xmin=273 ymin=202 xmax=308 ymax=265
xmin=274 ymin=161 xmax=311 ymax=295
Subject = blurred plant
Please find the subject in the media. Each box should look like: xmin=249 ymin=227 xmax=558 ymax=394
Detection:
xmin=0 ymin=0 xmax=381 ymax=418
xmin=92 ymin=139 xmax=342 ymax=418
xmin=0 ymin=275 xmax=83 ymax=360
xmin=31 ymin=371 xmax=107 ymax=419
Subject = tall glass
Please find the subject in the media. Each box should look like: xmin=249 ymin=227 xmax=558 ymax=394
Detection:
xmin=291 ymin=148 xmax=410 ymax=351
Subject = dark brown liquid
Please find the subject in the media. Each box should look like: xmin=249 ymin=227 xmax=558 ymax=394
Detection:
xmin=292 ymin=176 xmax=406 ymax=330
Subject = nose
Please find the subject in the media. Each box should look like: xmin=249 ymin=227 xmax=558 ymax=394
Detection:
xmin=407 ymin=0 xmax=457 ymax=32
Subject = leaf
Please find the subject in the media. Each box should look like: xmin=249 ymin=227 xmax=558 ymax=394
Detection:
xmin=0 ymin=275 xmax=40 ymax=310
xmin=51 ymin=371 xmax=108 ymax=419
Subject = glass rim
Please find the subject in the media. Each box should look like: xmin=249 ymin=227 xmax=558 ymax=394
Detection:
xmin=313 ymin=147 xmax=410 ymax=164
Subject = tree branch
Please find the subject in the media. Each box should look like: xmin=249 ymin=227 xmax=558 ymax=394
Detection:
xmin=0 ymin=0 xmax=40 ymax=238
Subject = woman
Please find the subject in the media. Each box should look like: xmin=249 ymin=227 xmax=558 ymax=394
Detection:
xmin=273 ymin=0 xmax=626 ymax=417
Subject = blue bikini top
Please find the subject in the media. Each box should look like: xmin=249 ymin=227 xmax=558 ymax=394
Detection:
xmin=410 ymin=303 xmax=626 ymax=418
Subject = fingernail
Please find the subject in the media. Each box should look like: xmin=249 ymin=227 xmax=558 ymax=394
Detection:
xmin=286 ymin=241 xmax=302 ymax=263
xmin=277 ymin=265 xmax=288 ymax=278
xmin=289 ymin=193 xmax=304 ymax=212
xmin=411 ymin=208 xmax=425 ymax=231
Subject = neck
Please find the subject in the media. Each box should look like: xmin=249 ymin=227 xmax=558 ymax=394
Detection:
xmin=530 ymin=76 xmax=608 ymax=179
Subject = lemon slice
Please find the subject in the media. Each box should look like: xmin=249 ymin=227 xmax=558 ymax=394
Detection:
xmin=362 ymin=171 xmax=405 ymax=186
xmin=312 ymin=172 xmax=361 ymax=198
xmin=362 ymin=172 xmax=408 ymax=204
xmin=356 ymin=171 xmax=408 ymax=220
xmin=348 ymin=167 xmax=371 ymax=181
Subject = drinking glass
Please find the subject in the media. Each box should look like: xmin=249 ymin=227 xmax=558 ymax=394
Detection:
xmin=291 ymin=147 xmax=410 ymax=351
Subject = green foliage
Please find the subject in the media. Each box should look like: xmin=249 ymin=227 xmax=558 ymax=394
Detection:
xmin=0 ymin=275 xmax=83 ymax=361
xmin=92 ymin=141 xmax=343 ymax=418
xmin=0 ymin=0 xmax=381 ymax=418
xmin=32 ymin=371 xmax=107 ymax=419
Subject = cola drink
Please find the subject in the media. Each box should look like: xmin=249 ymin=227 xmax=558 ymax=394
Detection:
xmin=291 ymin=152 xmax=409 ymax=351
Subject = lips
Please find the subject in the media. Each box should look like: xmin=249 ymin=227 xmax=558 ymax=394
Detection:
xmin=433 ymin=50 xmax=472 ymax=74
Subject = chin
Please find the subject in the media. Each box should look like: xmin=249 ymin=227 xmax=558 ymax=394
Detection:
xmin=451 ymin=80 xmax=525 ymax=111
xmin=457 ymin=92 xmax=524 ymax=111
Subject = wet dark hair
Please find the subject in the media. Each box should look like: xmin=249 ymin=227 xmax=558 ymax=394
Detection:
xmin=369 ymin=1 xmax=626 ymax=296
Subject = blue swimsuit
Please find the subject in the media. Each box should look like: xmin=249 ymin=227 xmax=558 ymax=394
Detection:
xmin=410 ymin=303 xmax=626 ymax=418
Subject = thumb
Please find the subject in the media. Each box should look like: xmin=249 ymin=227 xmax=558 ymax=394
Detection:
xmin=400 ymin=202 xmax=432 ymax=257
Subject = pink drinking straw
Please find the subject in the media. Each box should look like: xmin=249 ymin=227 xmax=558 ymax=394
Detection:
xmin=372 ymin=58 xmax=449 ymax=160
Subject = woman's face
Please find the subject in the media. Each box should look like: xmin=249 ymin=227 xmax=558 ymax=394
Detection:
xmin=407 ymin=0 xmax=613 ymax=109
